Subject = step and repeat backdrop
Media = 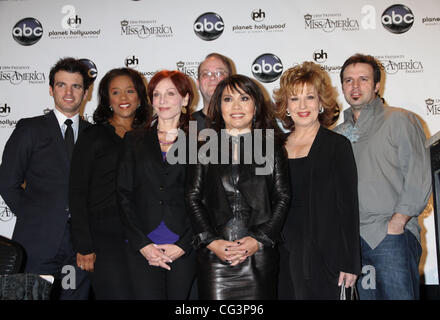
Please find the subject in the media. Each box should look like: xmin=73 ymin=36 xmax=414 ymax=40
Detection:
xmin=1 ymin=0 xmax=439 ymax=284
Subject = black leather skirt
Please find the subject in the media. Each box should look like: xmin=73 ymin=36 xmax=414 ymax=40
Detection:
xmin=196 ymin=245 xmax=279 ymax=300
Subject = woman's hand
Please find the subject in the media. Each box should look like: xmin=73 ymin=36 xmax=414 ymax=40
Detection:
xmin=338 ymin=271 xmax=358 ymax=288
xmin=154 ymin=244 xmax=185 ymax=262
xmin=76 ymin=253 xmax=96 ymax=272
xmin=229 ymin=236 xmax=260 ymax=266
xmin=140 ymin=244 xmax=173 ymax=270
xmin=207 ymin=239 xmax=245 ymax=264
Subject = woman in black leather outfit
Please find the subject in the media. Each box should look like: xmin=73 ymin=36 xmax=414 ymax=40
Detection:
xmin=185 ymin=74 xmax=290 ymax=300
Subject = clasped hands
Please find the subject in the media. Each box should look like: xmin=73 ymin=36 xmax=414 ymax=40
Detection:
xmin=207 ymin=236 xmax=259 ymax=266
xmin=140 ymin=243 xmax=184 ymax=270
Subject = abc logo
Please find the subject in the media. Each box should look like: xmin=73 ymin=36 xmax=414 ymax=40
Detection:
xmin=193 ymin=12 xmax=224 ymax=41
xmin=251 ymin=53 xmax=283 ymax=83
xmin=12 ymin=17 xmax=43 ymax=46
xmin=381 ymin=4 xmax=414 ymax=34
xmin=79 ymin=59 xmax=98 ymax=83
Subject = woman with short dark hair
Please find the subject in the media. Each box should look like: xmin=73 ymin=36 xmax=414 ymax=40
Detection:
xmin=186 ymin=74 xmax=290 ymax=299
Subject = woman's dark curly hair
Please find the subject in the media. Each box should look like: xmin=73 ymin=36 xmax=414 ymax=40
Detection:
xmin=93 ymin=68 xmax=151 ymax=129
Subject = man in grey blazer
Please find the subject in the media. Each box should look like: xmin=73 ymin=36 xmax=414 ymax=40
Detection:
xmin=335 ymin=53 xmax=431 ymax=300
xmin=0 ymin=57 xmax=92 ymax=299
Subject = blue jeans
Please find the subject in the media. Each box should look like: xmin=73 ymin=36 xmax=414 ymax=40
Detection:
xmin=357 ymin=230 xmax=422 ymax=300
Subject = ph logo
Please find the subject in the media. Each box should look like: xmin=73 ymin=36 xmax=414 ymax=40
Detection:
xmin=125 ymin=55 xmax=139 ymax=68
xmin=0 ymin=103 xmax=11 ymax=117
xmin=12 ymin=17 xmax=43 ymax=46
xmin=251 ymin=53 xmax=283 ymax=83
xmin=61 ymin=5 xmax=82 ymax=29
xmin=194 ymin=12 xmax=224 ymax=41
xmin=382 ymin=4 xmax=414 ymax=34
xmin=313 ymin=49 xmax=328 ymax=63
xmin=252 ymin=9 xmax=266 ymax=22
xmin=79 ymin=59 xmax=98 ymax=83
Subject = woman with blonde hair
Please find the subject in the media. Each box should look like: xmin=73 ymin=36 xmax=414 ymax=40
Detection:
xmin=273 ymin=62 xmax=361 ymax=300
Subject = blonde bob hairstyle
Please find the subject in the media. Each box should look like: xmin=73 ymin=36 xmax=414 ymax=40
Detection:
xmin=273 ymin=61 xmax=340 ymax=131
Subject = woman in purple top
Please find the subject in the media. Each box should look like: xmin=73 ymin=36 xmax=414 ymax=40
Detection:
xmin=117 ymin=70 xmax=196 ymax=299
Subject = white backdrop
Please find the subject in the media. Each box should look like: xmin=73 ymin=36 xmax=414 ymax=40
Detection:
xmin=1 ymin=0 xmax=439 ymax=284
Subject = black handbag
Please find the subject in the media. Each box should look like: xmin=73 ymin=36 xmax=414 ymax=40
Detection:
xmin=339 ymin=280 xmax=359 ymax=300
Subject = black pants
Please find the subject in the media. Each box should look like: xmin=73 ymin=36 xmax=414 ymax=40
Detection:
xmin=278 ymin=244 xmax=340 ymax=300
xmin=89 ymin=213 xmax=133 ymax=299
xmin=126 ymin=247 xmax=196 ymax=300
xmin=26 ymin=221 xmax=91 ymax=300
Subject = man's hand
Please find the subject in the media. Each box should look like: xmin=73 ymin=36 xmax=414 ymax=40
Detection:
xmin=76 ymin=253 xmax=96 ymax=272
xmin=387 ymin=212 xmax=411 ymax=235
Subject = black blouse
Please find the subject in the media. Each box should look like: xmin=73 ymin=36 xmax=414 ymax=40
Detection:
xmin=69 ymin=123 xmax=123 ymax=254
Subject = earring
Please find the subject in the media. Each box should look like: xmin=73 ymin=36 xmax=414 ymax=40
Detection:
xmin=109 ymin=105 xmax=113 ymax=111
xmin=137 ymin=104 xmax=141 ymax=109
xmin=181 ymin=106 xmax=187 ymax=114
xmin=286 ymin=110 xmax=291 ymax=117
xmin=319 ymin=106 xmax=324 ymax=114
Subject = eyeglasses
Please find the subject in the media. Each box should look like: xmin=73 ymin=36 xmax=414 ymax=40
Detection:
xmin=200 ymin=70 xmax=228 ymax=79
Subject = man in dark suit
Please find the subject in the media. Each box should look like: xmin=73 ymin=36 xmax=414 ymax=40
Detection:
xmin=0 ymin=57 xmax=92 ymax=299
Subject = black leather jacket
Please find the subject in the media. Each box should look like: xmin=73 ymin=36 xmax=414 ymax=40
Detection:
xmin=185 ymin=133 xmax=291 ymax=248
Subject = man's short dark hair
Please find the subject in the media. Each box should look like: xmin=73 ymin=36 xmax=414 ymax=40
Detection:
xmin=197 ymin=53 xmax=233 ymax=79
xmin=49 ymin=57 xmax=91 ymax=90
xmin=340 ymin=53 xmax=381 ymax=85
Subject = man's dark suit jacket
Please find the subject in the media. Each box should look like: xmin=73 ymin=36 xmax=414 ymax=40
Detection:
xmin=0 ymin=110 xmax=90 ymax=271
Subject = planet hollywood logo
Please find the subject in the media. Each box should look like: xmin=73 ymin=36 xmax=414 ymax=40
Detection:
xmin=61 ymin=5 xmax=81 ymax=29
xmin=120 ymin=19 xmax=173 ymax=39
xmin=0 ymin=103 xmax=11 ymax=117
xmin=422 ymin=16 xmax=440 ymax=26
xmin=233 ymin=9 xmax=286 ymax=34
xmin=12 ymin=17 xmax=43 ymax=46
xmin=376 ymin=55 xmax=423 ymax=74
xmin=125 ymin=55 xmax=139 ymax=69
xmin=251 ymin=53 xmax=283 ymax=83
xmin=176 ymin=61 xmax=199 ymax=79
xmin=425 ymin=98 xmax=440 ymax=116
xmin=313 ymin=49 xmax=328 ymax=63
xmin=0 ymin=104 xmax=18 ymax=129
xmin=304 ymin=13 xmax=359 ymax=32
xmin=79 ymin=58 xmax=98 ymax=84
xmin=193 ymin=12 xmax=224 ymax=41
xmin=251 ymin=9 xmax=266 ymax=22
xmin=49 ymin=6 xmax=101 ymax=39
xmin=0 ymin=65 xmax=45 ymax=85
xmin=381 ymin=4 xmax=414 ymax=34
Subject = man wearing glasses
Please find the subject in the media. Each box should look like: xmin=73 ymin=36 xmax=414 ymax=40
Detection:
xmin=193 ymin=53 xmax=234 ymax=130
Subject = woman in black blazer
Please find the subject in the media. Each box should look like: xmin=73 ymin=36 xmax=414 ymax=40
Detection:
xmin=273 ymin=62 xmax=361 ymax=299
xmin=117 ymin=70 xmax=196 ymax=299
xmin=185 ymin=75 xmax=291 ymax=299
xmin=69 ymin=68 xmax=150 ymax=299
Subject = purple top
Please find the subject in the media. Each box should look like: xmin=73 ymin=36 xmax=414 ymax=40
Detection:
xmin=147 ymin=221 xmax=179 ymax=244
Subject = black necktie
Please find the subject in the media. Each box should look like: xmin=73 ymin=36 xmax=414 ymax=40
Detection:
xmin=64 ymin=119 xmax=74 ymax=159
